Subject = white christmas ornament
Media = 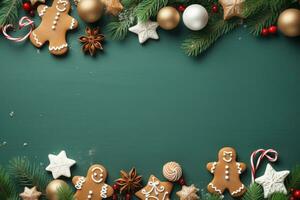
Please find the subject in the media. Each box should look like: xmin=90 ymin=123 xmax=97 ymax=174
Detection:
xmin=129 ymin=19 xmax=159 ymax=44
xmin=46 ymin=150 xmax=76 ymax=179
xmin=255 ymin=164 xmax=290 ymax=198
xmin=183 ymin=4 xmax=208 ymax=31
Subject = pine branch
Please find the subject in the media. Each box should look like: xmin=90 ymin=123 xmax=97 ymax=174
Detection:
xmin=203 ymin=193 xmax=222 ymax=200
xmin=0 ymin=0 xmax=21 ymax=27
xmin=135 ymin=0 xmax=168 ymax=21
xmin=8 ymin=157 xmax=50 ymax=196
xmin=287 ymin=165 xmax=300 ymax=190
xmin=57 ymin=185 xmax=75 ymax=200
xmin=181 ymin=19 xmax=239 ymax=57
xmin=0 ymin=166 xmax=16 ymax=200
xmin=242 ymin=183 xmax=264 ymax=200
xmin=270 ymin=193 xmax=288 ymax=200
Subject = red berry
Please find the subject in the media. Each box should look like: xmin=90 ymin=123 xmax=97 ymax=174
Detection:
xmin=113 ymin=184 xmax=119 ymax=191
xmin=261 ymin=28 xmax=269 ymax=36
xmin=112 ymin=193 xmax=118 ymax=200
xmin=178 ymin=177 xmax=186 ymax=186
xmin=22 ymin=2 xmax=32 ymax=11
xmin=293 ymin=190 xmax=300 ymax=199
xmin=268 ymin=25 xmax=277 ymax=34
xmin=178 ymin=5 xmax=186 ymax=12
xmin=212 ymin=4 xmax=218 ymax=13
xmin=29 ymin=10 xmax=35 ymax=17
xmin=126 ymin=193 xmax=131 ymax=200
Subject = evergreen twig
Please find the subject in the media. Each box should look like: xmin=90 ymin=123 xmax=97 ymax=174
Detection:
xmin=135 ymin=0 xmax=168 ymax=21
xmin=0 ymin=0 xmax=21 ymax=27
xmin=270 ymin=193 xmax=289 ymax=200
xmin=57 ymin=185 xmax=75 ymax=200
xmin=182 ymin=19 xmax=239 ymax=56
xmin=287 ymin=165 xmax=300 ymax=190
xmin=0 ymin=166 xmax=16 ymax=200
xmin=242 ymin=183 xmax=264 ymax=200
xmin=8 ymin=157 xmax=50 ymax=195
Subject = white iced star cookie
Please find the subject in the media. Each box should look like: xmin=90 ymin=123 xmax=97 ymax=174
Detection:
xmin=129 ymin=20 xmax=159 ymax=44
xmin=20 ymin=186 xmax=42 ymax=200
xmin=255 ymin=164 xmax=290 ymax=198
xmin=176 ymin=184 xmax=200 ymax=200
xmin=46 ymin=150 xmax=76 ymax=179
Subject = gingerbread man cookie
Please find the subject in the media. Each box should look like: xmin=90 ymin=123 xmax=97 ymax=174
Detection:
xmin=207 ymin=147 xmax=246 ymax=197
xmin=29 ymin=0 xmax=78 ymax=55
xmin=72 ymin=164 xmax=114 ymax=200
xmin=135 ymin=175 xmax=173 ymax=200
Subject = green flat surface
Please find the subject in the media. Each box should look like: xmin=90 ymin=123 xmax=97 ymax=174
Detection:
xmin=0 ymin=11 xmax=300 ymax=199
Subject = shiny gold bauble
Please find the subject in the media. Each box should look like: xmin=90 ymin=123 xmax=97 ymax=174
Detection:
xmin=46 ymin=180 xmax=68 ymax=200
xmin=157 ymin=6 xmax=180 ymax=30
xmin=277 ymin=8 xmax=300 ymax=37
xmin=77 ymin=0 xmax=104 ymax=23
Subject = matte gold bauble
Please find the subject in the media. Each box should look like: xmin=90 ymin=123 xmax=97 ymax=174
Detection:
xmin=277 ymin=8 xmax=300 ymax=37
xmin=77 ymin=0 xmax=104 ymax=23
xmin=157 ymin=6 xmax=180 ymax=30
xmin=46 ymin=180 xmax=68 ymax=200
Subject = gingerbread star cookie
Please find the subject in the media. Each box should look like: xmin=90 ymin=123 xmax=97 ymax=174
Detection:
xmin=19 ymin=186 xmax=42 ymax=200
xmin=207 ymin=147 xmax=246 ymax=197
xmin=135 ymin=175 xmax=173 ymax=200
xmin=72 ymin=164 xmax=114 ymax=200
xmin=219 ymin=0 xmax=245 ymax=20
xmin=29 ymin=0 xmax=78 ymax=55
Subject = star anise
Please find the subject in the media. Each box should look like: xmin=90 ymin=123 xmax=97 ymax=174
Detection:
xmin=79 ymin=27 xmax=104 ymax=56
xmin=116 ymin=168 xmax=142 ymax=194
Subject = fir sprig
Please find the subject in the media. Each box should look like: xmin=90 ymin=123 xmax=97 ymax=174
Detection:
xmin=0 ymin=166 xmax=16 ymax=200
xmin=287 ymin=165 xmax=300 ymax=190
xmin=57 ymin=185 xmax=75 ymax=200
xmin=135 ymin=0 xmax=168 ymax=21
xmin=182 ymin=19 xmax=239 ymax=56
xmin=0 ymin=0 xmax=21 ymax=27
xmin=242 ymin=183 xmax=264 ymax=200
xmin=270 ymin=193 xmax=289 ymax=200
xmin=8 ymin=157 xmax=50 ymax=194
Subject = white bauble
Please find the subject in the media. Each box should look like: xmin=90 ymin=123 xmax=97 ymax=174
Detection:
xmin=183 ymin=4 xmax=209 ymax=31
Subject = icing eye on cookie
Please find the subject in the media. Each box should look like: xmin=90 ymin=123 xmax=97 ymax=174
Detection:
xmin=91 ymin=167 xmax=104 ymax=183
xmin=222 ymin=151 xmax=233 ymax=163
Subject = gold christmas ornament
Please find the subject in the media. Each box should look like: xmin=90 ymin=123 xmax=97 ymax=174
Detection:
xmin=46 ymin=179 xmax=68 ymax=200
xmin=157 ymin=6 xmax=180 ymax=30
xmin=101 ymin=0 xmax=123 ymax=16
xmin=219 ymin=0 xmax=245 ymax=20
xmin=278 ymin=8 xmax=300 ymax=37
xmin=77 ymin=0 xmax=104 ymax=23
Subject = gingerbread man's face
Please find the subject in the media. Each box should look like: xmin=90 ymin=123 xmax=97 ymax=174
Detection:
xmin=55 ymin=0 xmax=70 ymax=13
xmin=218 ymin=147 xmax=237 ymax=163
xmin=87 ymin=164 xmax=108 ymax=184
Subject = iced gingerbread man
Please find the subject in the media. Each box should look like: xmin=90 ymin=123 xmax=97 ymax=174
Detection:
xmin=207 ymin=147 xmax=247 ymax=197
xmin=29 ymin=0 xmax=78 ymax=55
xmin=72 ymin=164 xmax=114 ymax=200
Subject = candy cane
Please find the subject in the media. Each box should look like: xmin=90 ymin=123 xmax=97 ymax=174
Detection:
xmin=250 ymin=149 xmax=278 ymax=183
xmin=2 ymin=16 xmax=34 ymax=42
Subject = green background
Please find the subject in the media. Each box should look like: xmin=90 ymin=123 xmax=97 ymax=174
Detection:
xmin=0 ymin=8 xmax=300 ymax=199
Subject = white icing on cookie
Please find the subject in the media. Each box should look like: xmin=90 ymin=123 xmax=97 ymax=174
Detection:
xmin=39 ymin=6 xmax=48 ymax=16
xmin=75 ymin=177 xmax=86 ymax=190
xmin=237 ymin=163 xmax=242 ymax=174
xmin=231 ymin=184 xmax=245 ymax=196
xmin=70 ymin=18 xmax=76 ymax=30
xmin=100 ymin=184 xmax=108 ymax=198
xmin=208 ymin=183 xmax=222 ymax=195
xmin=49 ymin=43 xmax=68 ymax=51
xmin=211 ymin=162 xmax=217 ymax=173
xmin=141 ymin=176 xmax=168 ymax=200
xmin=32 ymin=31 xmax=42 ymax=46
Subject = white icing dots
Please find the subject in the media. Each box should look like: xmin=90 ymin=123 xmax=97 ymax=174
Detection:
xmin=225 ymin=175 xmax=229 ymax=180
xmin=100 ymin=184 xmax=108 ymax=198
xmin=225 ymin=165 xmax=229 ymax=169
